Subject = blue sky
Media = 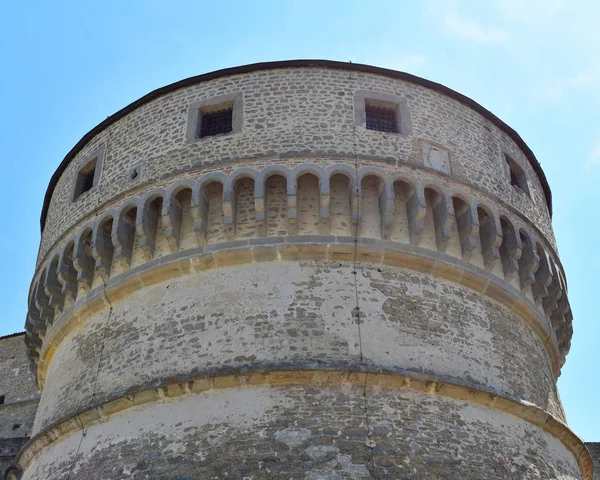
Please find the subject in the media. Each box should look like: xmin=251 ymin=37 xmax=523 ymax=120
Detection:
xmin=0 ymin=0 xmax=598 ymax=440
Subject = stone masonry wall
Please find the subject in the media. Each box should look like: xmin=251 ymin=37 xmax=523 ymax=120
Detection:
xmin=587 ymin=443 xmax=600 ymax=480
xmin=22 ymin=64 xmax=586 ymax=479
xmin=34 ymin=262 xmax=564 ymax=434
xmin=0 ymin=335 xmax=39 ymax=404
xmin=38 ymin=66 xmax=554 ymax=268
xmin=0 ymin=334 xmax=40 ymax=479
xmin=23 ymin=386 xmax=581 ymax=480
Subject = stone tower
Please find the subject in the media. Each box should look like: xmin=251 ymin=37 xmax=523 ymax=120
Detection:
xmin=18 ymin=60 xmax=591 ymax=479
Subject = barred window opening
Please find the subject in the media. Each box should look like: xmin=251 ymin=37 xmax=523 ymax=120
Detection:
xmin=73 ymin=158 xmax=97 ymax=201
xmin=200 ymin=108 xmax=233 ymax=138
xmin=366 ymin=105 xmax=398 ymax=133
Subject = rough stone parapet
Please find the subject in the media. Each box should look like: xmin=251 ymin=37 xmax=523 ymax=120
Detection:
xmin=37 ymin=63 xmax=555 ymax=266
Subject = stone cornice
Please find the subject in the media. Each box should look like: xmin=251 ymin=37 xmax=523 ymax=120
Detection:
xmin=15 ymin=369 xmax=591 ymax=479
xmin=37 ymin=240 xmax=562 ymax=389
xmin=34 ymin=155 xmax=562 ymax=278
xmin=27 ymin=162 xmax=572 ymax=374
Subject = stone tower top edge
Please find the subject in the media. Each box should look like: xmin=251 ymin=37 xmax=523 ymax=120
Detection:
xmin=38 ymin=59 xmax=552 ymax=234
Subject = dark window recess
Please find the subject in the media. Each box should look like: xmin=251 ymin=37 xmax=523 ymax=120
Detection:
xmin=0 ymin=395 xmax=5 ymax=405
xmin=200 ymin=108 xmax=233 ymax=138
xmin=366 ymin=105 xmax=398 ymax=133
xmin=73 ymin=158 xmax=97 ymax=201
xmin=12 ymin=424 xmax=20 ymax=431
xmin=510 ymin=169 xmax=520 ymax=187
xmin=505 ymin=154 xmax=530 ymax=196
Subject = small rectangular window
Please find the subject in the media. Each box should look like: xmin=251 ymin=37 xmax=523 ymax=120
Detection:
xmin=73 ymin=158 xmax=97 ymax=201
xmin=365 ymin=104 xmax=398 ymax=133
xmin=199 ymin=108 xmax=233 ymax=138
xmin=0 ymin=395 xmax=5 ymax=405
xmin=186 ymin=93 xmax=242 ymax=143
xmin=505 ymin=154 xmax=530 ymax=197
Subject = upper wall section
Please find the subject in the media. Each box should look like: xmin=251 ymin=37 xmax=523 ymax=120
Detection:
xmin=38 ymin=60 xmax=554 ymax=265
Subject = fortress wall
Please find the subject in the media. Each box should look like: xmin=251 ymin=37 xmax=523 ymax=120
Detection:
xmin=0 ymin=335 xmax=40 ymax=479
xmin=21 ymin=63 xmax=587 ymax=479
xmin=27 ymin=160 xmax=573 ymax=377
xmin=0 ymin=335 xmax=39 ymax=404
xmin=38 ymin=66 xmax=554 ymax=267
xmin=586 ymin=443 xmax=600 ymax=480
xmin=34 ymin=262 xmax=563 ymax=433
xmin=23 ymin=386 xmax=581 ymax=480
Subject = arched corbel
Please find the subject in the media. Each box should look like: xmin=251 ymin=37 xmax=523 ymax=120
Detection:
xmin=379 ymin=182 xmax=395 ymax=240
xmin=43 ymin=258 xmax=64 ymax=317
xmin=92 ymin=213 xmax=116 ymax=279
xmin=319 ymin=185 xmax=330 ymax=235
xmin=325 ymin=165 xmax=358 ymax=234
xmin=407 ymin=182 xmax=426 ymax=246
xmin=259 ymin=165 xmax=294 ymax=235
xmin=475 ymin=203 xmax=502 ymax=271
xmin=34 ymin=273 xmax=54 ymax=331
xmin=57 ymin=242 xmax=77 ymax=305
xmin=199 ymin=172 xmax=229 ymax=241
xmin=192 ymin=182 xmax=208 ymax=246
xmin=27 ymin=283 xmax=44 ymax=335
xmin=287 ymin=175 xmax=298 ymax=236
xmin=294 ymin=164 xmax=328 ymax=235
xmin=138 ymin=190 xmax=167 ymax=259
xmin=73 ymin=226 xmax=95 ymax=292
xmin=428 ymin=186 xmax=455 ymax=252
xmin=319 ymin=171 xmax=330 ymax=235
xmin=517 ymin=230 xmax=538 ymax=290
xmin=451 ymin=194 xmax=479 ymax=261
xmin=253 ymin=179 xmax=266 ymax=237
xmin=221 ymin=183 xmax=235 ymax=242
xmin=543 ymin=260 xmax=562 ymax=317
xmin=499 ymin=216 xmax=522 ymax=282
xmin=164 ymin=182 xmax=194 ymax=253
xmin=227 ymin=168 xmax=260 ymax=239
xmin=532 ymin=244 xmax=552 ymax=307
xmin=113 ymin=204 xmax=138 ymax=269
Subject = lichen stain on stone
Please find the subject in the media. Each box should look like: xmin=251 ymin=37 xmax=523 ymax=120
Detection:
xmin=275 ymin=427 xmax=312 ymax=448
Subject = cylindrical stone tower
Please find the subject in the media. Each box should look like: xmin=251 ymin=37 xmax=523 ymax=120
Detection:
xmin=19 ymin=60 xmax=590 ymax=479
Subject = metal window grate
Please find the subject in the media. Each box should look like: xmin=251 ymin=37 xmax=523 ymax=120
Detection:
xmin=73 ymin=160 xmax=97 ymax=201
xmin=365 ymin=104 xmax=398 ymax=133
xmin=200 ymin=108 xmax=233 ymax=138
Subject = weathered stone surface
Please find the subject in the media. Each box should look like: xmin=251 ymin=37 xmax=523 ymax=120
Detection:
xmin=23 ymin=387 xmax=581 ymax=480
xmin=33 ymin=261 xmax=565 ymax=435
xmin=38 ymin=67 xmax=555 ymax=268
xmin=19 ymin=64 xmax=586 ymax=479
xmin=587 ymin=443 xmax=600 ymax=480
xmin=0 ymin=334 xmax=40 ymax=479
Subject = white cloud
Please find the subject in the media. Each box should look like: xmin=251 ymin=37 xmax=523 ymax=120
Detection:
xmin=428 ymin=1 xmax=508 ymax=43
xmin=394 ymin=54 xmax=427 ymax=72
xmin=443 ymin=11 xmax=507 ymax=42
xmin=494 ymin=0 xmax=565 ymax=22
xmin=568 ymin=64 xmax=600 ymax=88
xmin=585 ymin=140 xmax=600 ymax=169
